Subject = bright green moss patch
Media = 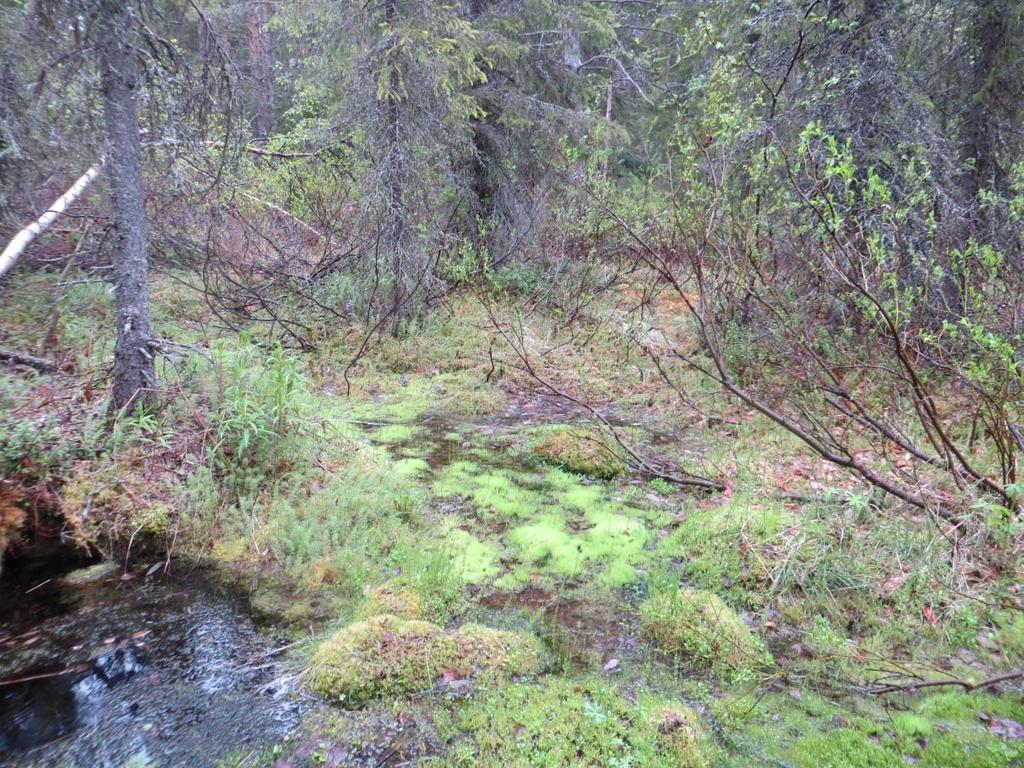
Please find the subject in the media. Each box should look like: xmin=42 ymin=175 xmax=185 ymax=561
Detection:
xmin=507 ymin=516 xmax=583 ymax=575
xmin=789 ymin=729 xmax=901 ymax=768
xmin=393 ymin=457 xmax=430 ymax=478
xmin=917 ymin=690 xmax=1024 ymax=722
xmin=559 ymin=482 xmax=604 ymax=510
xmin=437 ymin=678 xmax=716 ymax=767
xmin=370 ymin=423 xmax=425 ymax=444
xmin=307 ymin=615 xmax=541 ymax=704
xmin=660 ymin=496 xmax=792 ymax=602
xmin=434 ymin=461 xmax=542 ymax=518
xmin=446 ymin=528 xmax=500 ymax=584
xmin=787 ymin=717 xmax=1024 ymax=768
xmin=639 ymin=588 xmax=772 ymax=678
xmin=598 ymin=558 xmax=639 ymax=588
xmin=502 ymin=505 xmax=648 ymax=588
xmin=530 ymin=426 xmax=627 ymax=478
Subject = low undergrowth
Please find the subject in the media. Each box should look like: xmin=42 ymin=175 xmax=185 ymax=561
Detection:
xmin=2 ymin=273 xmax=1022 ymax=768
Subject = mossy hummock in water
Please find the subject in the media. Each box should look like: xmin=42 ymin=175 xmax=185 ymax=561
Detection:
xmin=307 ymin=614 xmax=542 ymax=704
xmin=529 ymin=426 xmax=627 ymax=479
xmin=639 ymin=588 xmax=772 ymax=678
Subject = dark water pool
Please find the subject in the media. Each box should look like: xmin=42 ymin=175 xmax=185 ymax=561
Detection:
xmin=0 ymin=556 xmax=303 ymax=767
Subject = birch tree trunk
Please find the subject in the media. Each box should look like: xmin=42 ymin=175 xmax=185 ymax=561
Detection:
xmin=97 ymin=0 xmax=156 ymax=410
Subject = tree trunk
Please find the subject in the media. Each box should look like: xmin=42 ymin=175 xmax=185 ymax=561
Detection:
xmin=97 ymin=0 xmax=156 ymax=410
xmin=247 ymin=0 xmax=275 ymax=141
xmin=380 ymin=0 xmax=414 ymax=326
xmin=959 ymin=0 xmax=1008 ymax=203
xmin=0 ymin=161 xmax=102 ymax=281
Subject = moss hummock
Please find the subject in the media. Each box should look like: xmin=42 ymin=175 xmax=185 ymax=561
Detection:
xmin=450 ymin=623 xmax=542 ymax=679
xmin=355 ymin=583 xmax=423 ymax=620
xmin=530 ymin=427 xmax=627 ymax=479
xmin=639 ymin=588 xmax=771 ymax=677
xmin=307 ymin=614 xmax=541 ymax=704
xmin=651 ymin=705 xmax=714 ymax=768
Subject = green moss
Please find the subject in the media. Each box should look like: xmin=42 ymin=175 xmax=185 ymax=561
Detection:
xmin=917 ymin=691 xmax=1024 ymax=722
xmin=789 ymin=729 xmax=901 ymax=768
xmin=508 ymin=516 xmax=585 ymax=576
xmin=639 ymin=588 xmax=772 ymax=678
xmin=650 ymin=705 xmax=715 ymax=768
xmin=721 ymin=688 xmax=1024 ymax=768
xmin=560 ymin=482 xmax=604 ymax=510
xmin=434 ymin=462 xmax=542 ymax=518
xmin=355 ymin=582 xmax=423 ymax=620
xmin=446 ymin=528 xmax=500 ymax=584
xmin=917 ymin=733 xmax=1023 ymax=768
xmin=530 ymin=426 xmax=627 ymax=478
xmin=450 ymin=624 xmax=543 ymax=679
xmin=307 ymin=615 xmax=541 ymax=704
xmin=62 ymin=561 xmax=120 ymax=585
xmin=371 ymin=423 xmax=424 ymax=444
xmin=890 ymin=712 xmax=933 ymax=738
xmin=438 ymin=678 xmax=717 ymax=767
xmin=660 ymin=496 xmax=791 ymax=602
xmin=393 ymin=457 xmax=430 ymax=478
xmin=597 ymin=558 xmax=639 ymax=588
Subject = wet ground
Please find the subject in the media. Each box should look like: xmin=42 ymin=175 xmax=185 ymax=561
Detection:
xmin=0 ymin=555 xmax=304 ymax=767
xmin=0 ymin=399 xmax=678 ymax=768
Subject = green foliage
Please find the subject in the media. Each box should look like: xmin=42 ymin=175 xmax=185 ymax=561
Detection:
xmin=209 ymin=336 xmax=308 ymax=490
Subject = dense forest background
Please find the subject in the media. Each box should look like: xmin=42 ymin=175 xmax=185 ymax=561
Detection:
xmin=1 ymin=1 xmax=1024 ymax=766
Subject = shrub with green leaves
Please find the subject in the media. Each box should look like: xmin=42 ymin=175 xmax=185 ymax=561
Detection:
xmin=209 ymin=336 xmax=308 ymax=488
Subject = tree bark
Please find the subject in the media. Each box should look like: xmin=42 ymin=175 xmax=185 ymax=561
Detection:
xmin=380 ymin=0 xmax=414 ymax=325
xmin=247 ymin=0 xmax=275 ymax=141
xmin=0 ymin=162 xmax=102 ymax=281
xmin=959 ymin=0 xmax=1008 ymax=202
xmin=97 ymin=0 xmax=156 ymax=410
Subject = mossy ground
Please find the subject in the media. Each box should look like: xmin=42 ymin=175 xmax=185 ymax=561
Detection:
xmin=3 ymin=273 xmax=1022 ymax=767
xmin=639 ymin=587 xmax=772 ymax=678
xmin=306 ymin=613 xmax=542 ymax=704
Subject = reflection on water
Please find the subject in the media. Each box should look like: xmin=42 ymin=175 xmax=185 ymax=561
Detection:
xmin=0 ymin=558 xmax=303 ymax=767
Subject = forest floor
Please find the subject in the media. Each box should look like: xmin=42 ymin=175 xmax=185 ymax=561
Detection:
xmin=1 ymin=271 xmax=1022 ymax=767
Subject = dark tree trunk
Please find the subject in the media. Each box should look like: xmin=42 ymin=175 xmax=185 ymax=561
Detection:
xmin=97 ymin=0 xmax=156 ymax=410
xmin=380 ymin=0 xmax=414 ymax=325
xmin=959 ymin=0 xmax=1008 ymax=203
xmin=247 ymin=0 xmax=275 ymax=141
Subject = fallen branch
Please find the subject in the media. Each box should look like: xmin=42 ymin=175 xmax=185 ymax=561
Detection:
xmin=0 ymin=663 xmax=91 ymax=687
xmin=0 ymin=347 xmax=57 ymax=372
xmin=865 ymin=670 xmax=1024 ymax=695
xmin=0 ymin=161 xmax=103 ymax=281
